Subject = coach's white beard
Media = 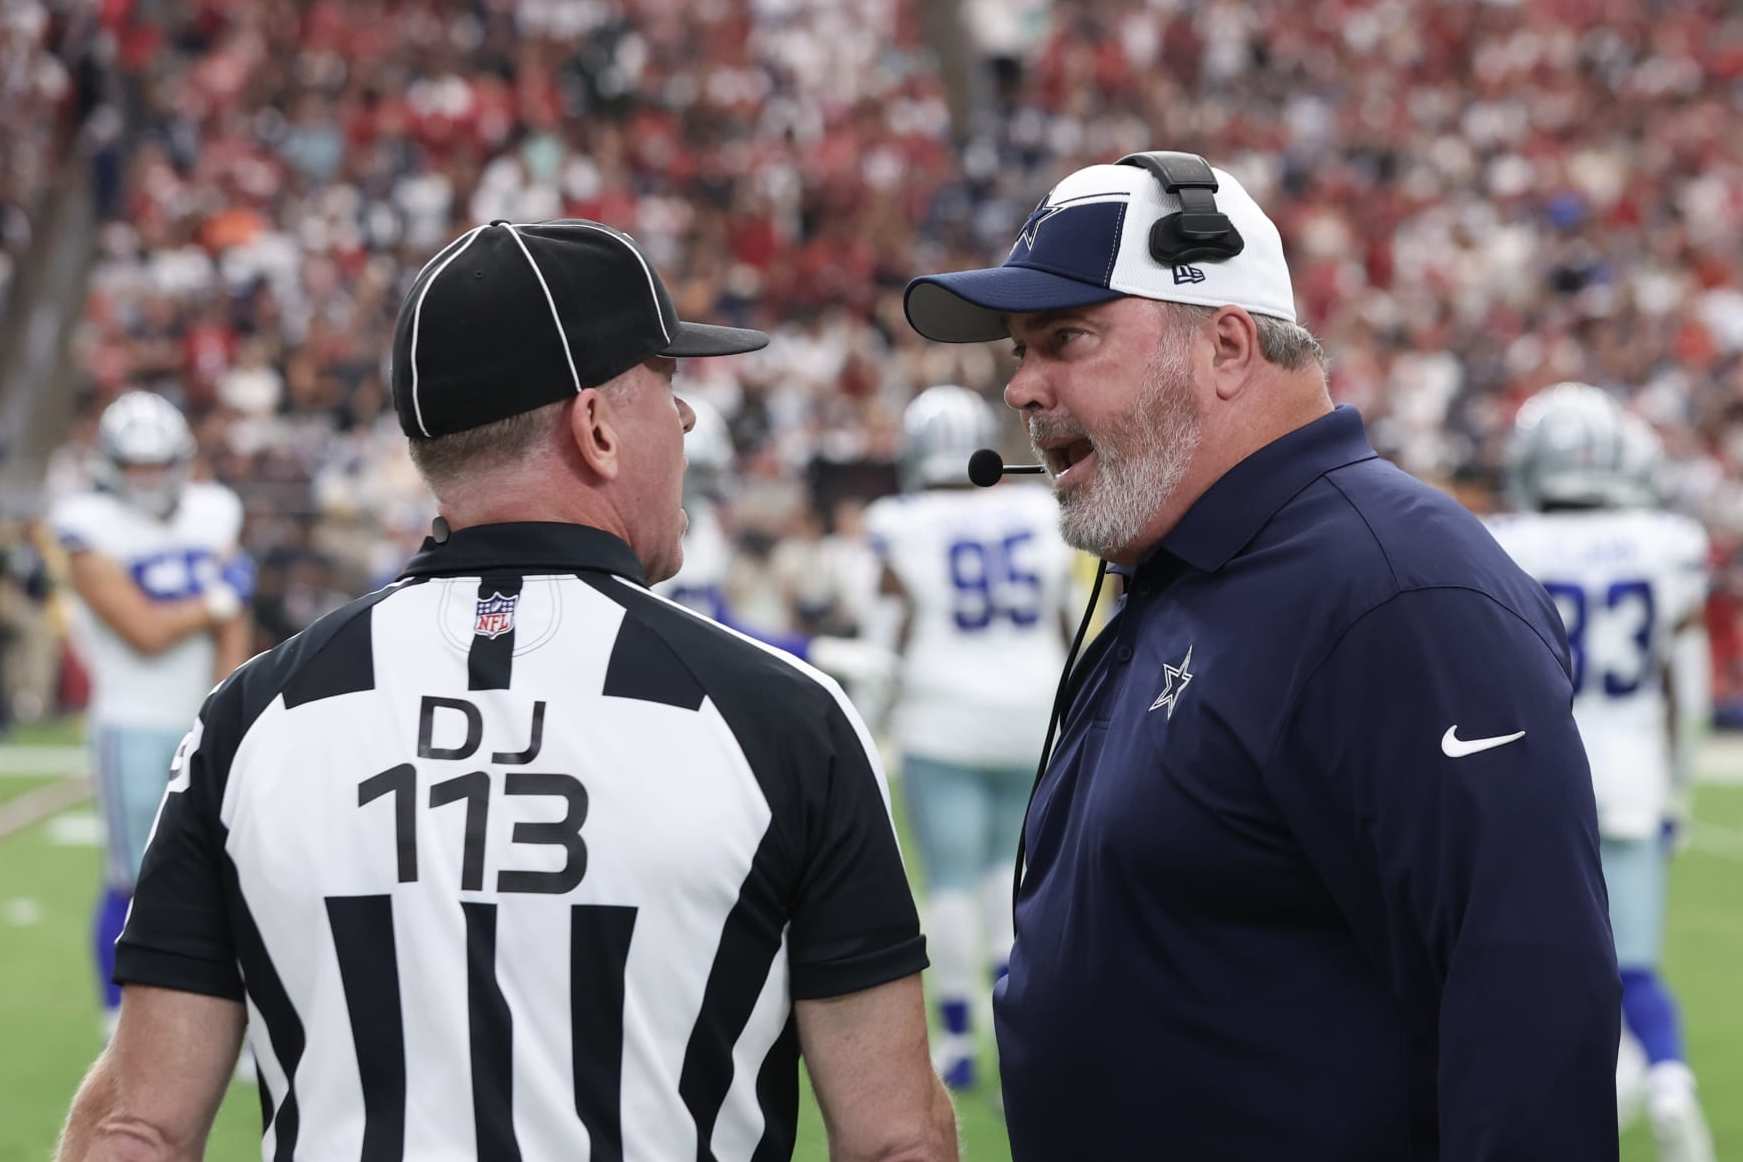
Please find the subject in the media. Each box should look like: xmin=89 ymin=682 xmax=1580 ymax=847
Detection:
xmin=1033 ymin=342 xmax=1201 ymax=559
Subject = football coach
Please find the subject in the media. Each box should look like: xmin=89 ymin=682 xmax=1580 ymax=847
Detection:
xmin=905 ymin=154 xmax=1619 ymax=1160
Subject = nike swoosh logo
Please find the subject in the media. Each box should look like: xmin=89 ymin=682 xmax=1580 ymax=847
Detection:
xmin=1441 ymin=726 xmax=1526 ymax=758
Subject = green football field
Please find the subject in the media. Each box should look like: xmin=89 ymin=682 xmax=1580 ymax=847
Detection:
xmin=2 ymin=719 xmax=1739 ymax=1161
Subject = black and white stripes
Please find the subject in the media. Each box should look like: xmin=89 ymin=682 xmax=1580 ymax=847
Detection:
xmin=112 ymin=522 xmax=925 ymax=1161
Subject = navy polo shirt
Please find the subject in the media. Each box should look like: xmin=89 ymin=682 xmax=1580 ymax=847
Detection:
xmin=995 ymin=407 xmax=1618 ymax=1162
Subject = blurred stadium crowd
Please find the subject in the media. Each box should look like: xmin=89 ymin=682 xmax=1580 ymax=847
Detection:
xmin=4 ymin=0 xmax=1743 ymax=725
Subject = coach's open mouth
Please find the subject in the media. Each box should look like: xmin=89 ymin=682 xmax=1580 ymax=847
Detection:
xmin=1041 ymin=437 xmax=1096 ymax=487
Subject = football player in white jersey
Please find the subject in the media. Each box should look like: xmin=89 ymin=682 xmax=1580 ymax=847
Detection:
xmin=659 ymin=396 xmax=894 ymax=688
xmin=1488 ymin=383 xmax=1715 ymax=1162
xmin=866 ymin=385 xmax=1075 ymax=1090
xmin=49 ymin=391 xmax=253 ymax=1033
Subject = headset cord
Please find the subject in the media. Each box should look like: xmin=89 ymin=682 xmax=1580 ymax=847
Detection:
xmin=1011 ymin=559 xmax=1109 ymax=912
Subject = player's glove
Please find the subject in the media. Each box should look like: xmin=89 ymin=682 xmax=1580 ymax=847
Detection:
xmin=202 ymin=580 xmax=244 ymax=623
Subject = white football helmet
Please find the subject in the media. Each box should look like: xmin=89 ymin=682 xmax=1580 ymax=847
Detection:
xmin=682 ymin=396 xmax=734 ymax=504
xmin=1615 ymin=412 xmax=1665 ymax=508
xmin=1505 ymin=382 xmax=1642 ymax=511
xmin=901 ymin=384 xmax=999 ymax=490
xmin=93 ymin=391 xmax=196 ymax=519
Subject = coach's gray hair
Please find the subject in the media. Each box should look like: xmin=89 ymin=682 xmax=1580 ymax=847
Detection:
xmin=406 ymin=398 xmax=569 ymax=494
xmin=1161 ymin=302 xmax=1326 ymax=371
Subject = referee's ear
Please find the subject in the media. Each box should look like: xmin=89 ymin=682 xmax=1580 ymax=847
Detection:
xmin=568 ymin=388 xmax=622 ymax=483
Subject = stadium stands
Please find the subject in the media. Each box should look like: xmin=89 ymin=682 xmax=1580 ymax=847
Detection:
xmin=22 ymin=0 xmax=1743 ymax=714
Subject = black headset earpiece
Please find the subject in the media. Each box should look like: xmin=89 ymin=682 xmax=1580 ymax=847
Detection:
xmin=1116 ymin=151 xmax=1245 ymax=266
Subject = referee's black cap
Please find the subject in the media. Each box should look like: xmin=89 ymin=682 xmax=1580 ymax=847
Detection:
xmin=391 ymin=219 xmax=769 ymax=438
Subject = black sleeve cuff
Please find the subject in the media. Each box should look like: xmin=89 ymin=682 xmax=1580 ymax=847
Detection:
xmin=790 ymin=934 xmax=929 ymax=1000
xmin=115 ymin=942 xmax=245 ymax=1002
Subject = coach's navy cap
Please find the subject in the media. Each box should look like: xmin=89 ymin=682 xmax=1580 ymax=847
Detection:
xmin=392 ymin=219 xmax=768 ymax=438
xmin=905 ymin=160 xmax=1296 ymax=343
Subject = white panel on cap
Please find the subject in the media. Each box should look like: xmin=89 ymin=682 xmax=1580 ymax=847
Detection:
xmin=1100 ymin=163 xmax=1299 ymax=323
xmin=1040 ymin=162 xmax=1149 ymax=205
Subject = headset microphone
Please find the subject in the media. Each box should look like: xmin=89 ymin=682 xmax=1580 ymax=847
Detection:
xmin=968 ymin=448 xmax=1046 ymax=488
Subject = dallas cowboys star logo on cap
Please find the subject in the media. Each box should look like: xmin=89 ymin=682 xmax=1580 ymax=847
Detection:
xmin=1148 ymin=643 xmax=1195 ymax=718
xmin=1009 ymin=203 xmax=1066 ymax=256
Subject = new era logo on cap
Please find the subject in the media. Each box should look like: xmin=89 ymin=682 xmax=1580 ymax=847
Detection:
xmin=391 ymin=219 xmax=770 ymax=439
xmin=904 ymin=155 xmax=1298 ymax=344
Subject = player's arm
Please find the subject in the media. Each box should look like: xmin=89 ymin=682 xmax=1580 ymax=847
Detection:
xmin=1664 ymin=530 xmax=1713 ymax=833
xmin=208 ymin=549 xmax=256 ymax=681
xmin=64 ymin=550 xmax=235 ymax=656
xmin=211 ymin=611 xmax=253 ymax=683
xmin=879 ymin=561 xmax=916 ymax=656
xmin=1273 ymin=588 xmax=1618 ymax=1161
xmin=799 ymin=975 xmax=957 ymax=1162
xmin=55 ymin=987 xmax=243 ymax=1162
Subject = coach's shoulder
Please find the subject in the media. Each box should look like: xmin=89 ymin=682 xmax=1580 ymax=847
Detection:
xmin=1318 ymin=457 xmax=1567 ymax=658
xmin=1321 ymin=459 xmax=1537 ymax=591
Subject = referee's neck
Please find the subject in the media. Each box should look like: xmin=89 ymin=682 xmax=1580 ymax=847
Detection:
xmin=435 ymin=474 xmax=636 ymax=554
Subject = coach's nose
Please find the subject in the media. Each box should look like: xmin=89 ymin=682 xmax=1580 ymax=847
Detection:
xmin=1005 ymin=357 xmax=1054 ymax=414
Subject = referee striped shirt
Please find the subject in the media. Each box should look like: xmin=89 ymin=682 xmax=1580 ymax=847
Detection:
xmin=116 ymin=521 xmax=928 ymax=1161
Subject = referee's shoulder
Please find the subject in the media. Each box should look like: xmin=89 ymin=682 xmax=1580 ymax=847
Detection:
xmin=592 ymin=574 xmax=849 ymax=717
xmin=209 ymin=578 xmax=419 ymax=732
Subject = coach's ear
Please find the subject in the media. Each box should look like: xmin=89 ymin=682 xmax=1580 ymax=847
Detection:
xmin=569 ymin=388 xmax=621 ymax=482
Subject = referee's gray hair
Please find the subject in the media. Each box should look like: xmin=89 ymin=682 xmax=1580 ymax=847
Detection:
xmin=1160 ymin=302 xmax=1326 ymax=371
xmin=407 ymin=398 xmax=569 ymax=494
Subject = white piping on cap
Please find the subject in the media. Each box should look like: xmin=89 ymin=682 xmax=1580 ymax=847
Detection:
xmin=512 ymin=220 xmax=671 ymax=346
xmin=409 ymin=224 xmax=488 ymax=437
xmin=502 ymin=223 xmax=584 ymax=394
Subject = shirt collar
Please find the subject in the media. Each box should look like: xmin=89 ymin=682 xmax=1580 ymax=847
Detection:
xmin=399 ymin=521 xmax=647 ymax=584
xmin=1150 ymin=405 xmax=1377 ymax=577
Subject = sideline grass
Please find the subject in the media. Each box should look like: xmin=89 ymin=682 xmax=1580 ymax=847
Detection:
xmin=3 ymin=724 xmax=1737 ymax=1160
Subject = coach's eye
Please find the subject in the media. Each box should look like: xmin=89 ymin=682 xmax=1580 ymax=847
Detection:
xmin=1051 ymin=327 xmax=1086 ymax=351
xmin=1010 ymin=342 xmax=1026 ymax=363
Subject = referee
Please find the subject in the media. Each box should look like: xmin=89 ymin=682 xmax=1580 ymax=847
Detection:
xmin=905 ymin=155 xmax=1618 ymax=1159
xmin=57 ymin=220 xmax=957 ymax=1162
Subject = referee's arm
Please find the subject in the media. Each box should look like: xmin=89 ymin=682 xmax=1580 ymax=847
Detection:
xmin=785 ymin=690 xmax=957 ymax=1161
xmin=1274 ymin=587 xmax=1619 ymax=1162
xmin=58 ymin=694 xmax=246 ymax=1162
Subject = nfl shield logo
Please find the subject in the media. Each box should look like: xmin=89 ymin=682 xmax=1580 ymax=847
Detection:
xmin=474 ymin=592 xmax=518 ymax=639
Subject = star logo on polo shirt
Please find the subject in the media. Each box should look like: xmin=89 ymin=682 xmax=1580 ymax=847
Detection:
xmin=1010 ymin=204 xmax=1066 ymax=256
xmin=1148 ymin=644 xmax=1195 ymax=718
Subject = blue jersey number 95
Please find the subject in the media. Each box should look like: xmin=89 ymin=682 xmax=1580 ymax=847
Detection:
xmin=949 ymin=531 xmax=1041 ymax=632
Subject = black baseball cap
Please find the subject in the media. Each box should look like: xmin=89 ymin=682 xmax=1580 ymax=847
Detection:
xmin=391 ymin=219 xmax=769 ymax=438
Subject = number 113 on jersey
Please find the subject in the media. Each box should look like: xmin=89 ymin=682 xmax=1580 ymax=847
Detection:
xmin=356 ymin=696 xmax=589 ymax=894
